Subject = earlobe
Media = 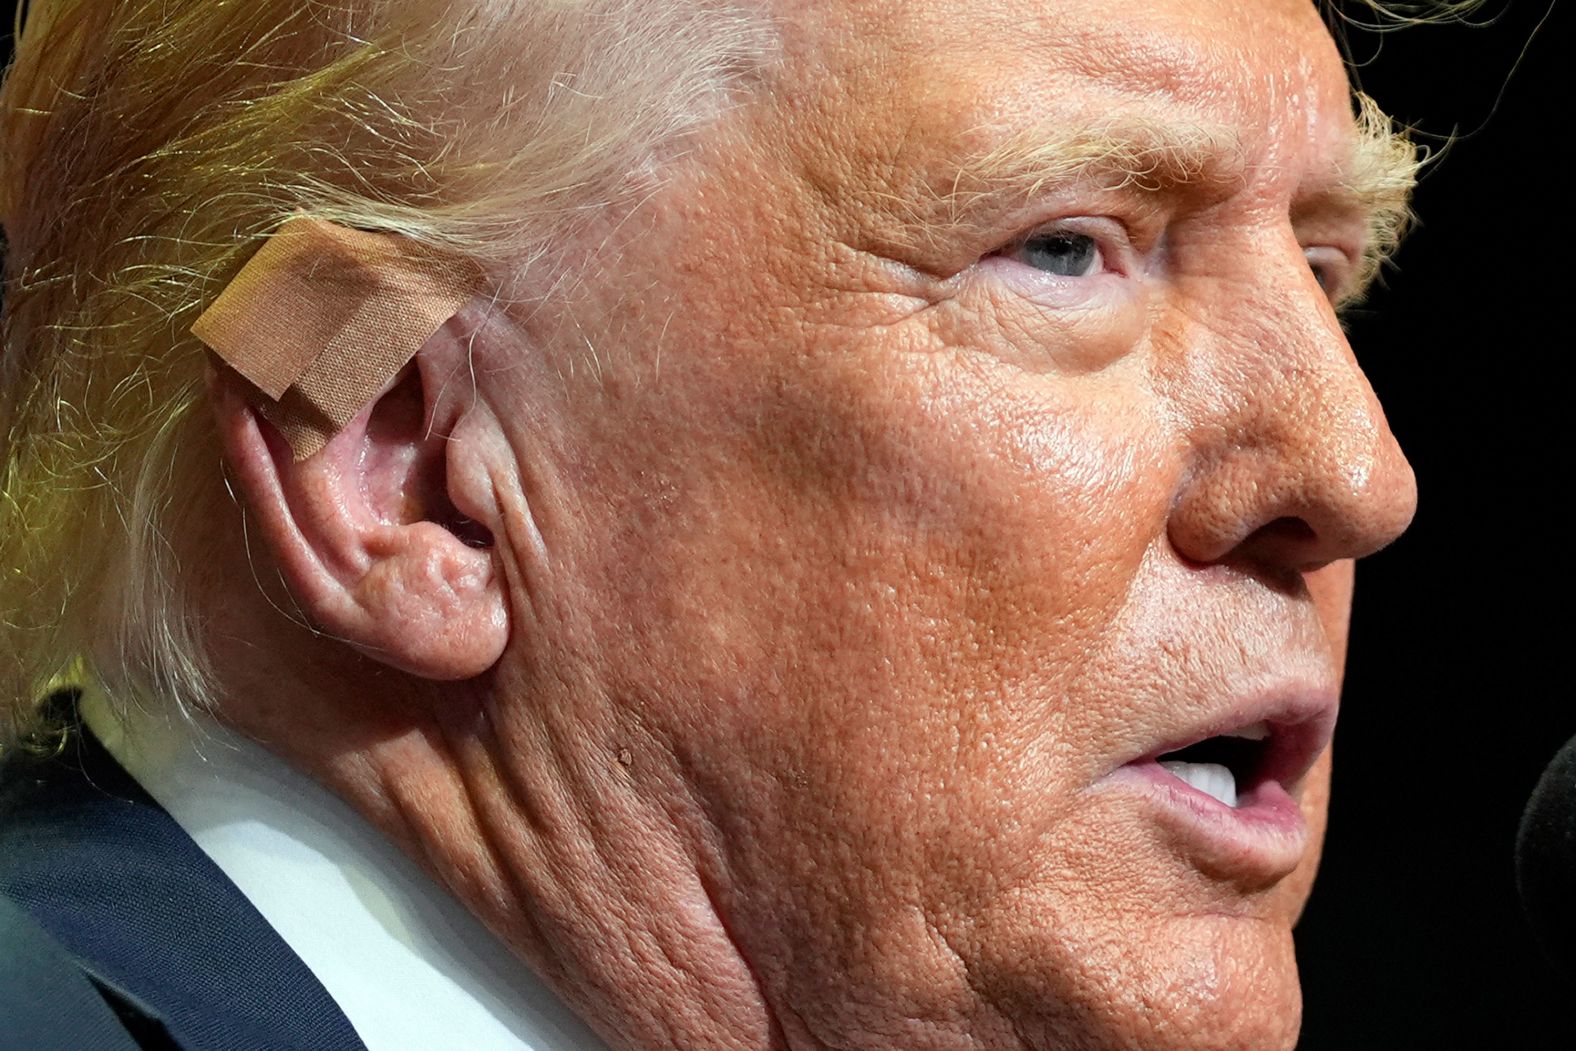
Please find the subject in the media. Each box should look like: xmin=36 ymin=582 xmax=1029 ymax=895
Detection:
xmin=207 ymin=332 xmax=510 ymax=682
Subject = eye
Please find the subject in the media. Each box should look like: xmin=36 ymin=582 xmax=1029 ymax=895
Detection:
xmin=1016 ymin=231 xmax=1104 ymax=277
xmin=1303 ymin=246 xmax=1350 ymax=299
xmin=976 ymin=216 xmax=1138 ymax=309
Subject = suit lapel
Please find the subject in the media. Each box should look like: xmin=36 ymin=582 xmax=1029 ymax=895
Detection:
xmin=0 ymin=711 xmax=368 ymax=1051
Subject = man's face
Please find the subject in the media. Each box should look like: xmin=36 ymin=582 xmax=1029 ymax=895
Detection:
xmin=479 ymin=0 xmax=1416 ymax=1046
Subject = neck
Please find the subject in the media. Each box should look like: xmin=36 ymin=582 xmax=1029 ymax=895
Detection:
xmin=79 ymin=684 xmax=613 ymax=1050
xmin=202 ymin=643 xmax=784 ymax=1050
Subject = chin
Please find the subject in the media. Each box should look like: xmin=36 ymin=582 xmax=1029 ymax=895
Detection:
xmin=968 ymin=907 xmax=1305 ymax=1051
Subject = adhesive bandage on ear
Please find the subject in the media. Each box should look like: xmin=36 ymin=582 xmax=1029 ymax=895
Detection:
xmin=190 ymin=215 xmax=484 ymax=460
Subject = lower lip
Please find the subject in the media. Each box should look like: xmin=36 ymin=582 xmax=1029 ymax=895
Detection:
xmin=1100 ymin=760 xmax=1311 ymax=883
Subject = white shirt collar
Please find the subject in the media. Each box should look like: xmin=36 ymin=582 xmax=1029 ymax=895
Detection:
xmin=81 ymin=691 xmax=611 ymax=1051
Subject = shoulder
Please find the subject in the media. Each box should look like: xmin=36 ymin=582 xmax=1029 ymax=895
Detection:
xmin=0 ymin=725 xmax=180 ymax=1050
xmin=0 ymin=891 xmax=146 ymax=1051
xmin=0 ymin=710 xmax=366 ymax=1051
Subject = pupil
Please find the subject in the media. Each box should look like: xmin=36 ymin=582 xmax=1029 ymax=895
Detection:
xmin=1024 ymin=233 xmax=1098 ymax=277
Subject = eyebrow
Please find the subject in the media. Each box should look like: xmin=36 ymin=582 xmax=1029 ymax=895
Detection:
xmin=1339 ymin=92 xmax=1423 ymax=299
xmin=947 ymin=113 xmax=1249 ymax=209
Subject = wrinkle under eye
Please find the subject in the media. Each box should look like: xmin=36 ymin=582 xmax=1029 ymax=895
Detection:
xmin=1021 ymin=232 xmax=1101 ymax=277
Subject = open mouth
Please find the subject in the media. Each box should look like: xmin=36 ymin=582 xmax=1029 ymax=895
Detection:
xmin=1153 ymin=722 xmax=1271 ymax=809
xmin=1143 ymin=707 xmax=1331 ymax=813
xmin=1101 ymin=694 xmax=1337 ymax=879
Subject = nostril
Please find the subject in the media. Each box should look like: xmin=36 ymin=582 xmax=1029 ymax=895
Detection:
xmin=1249 ymin=517 xmax=1317 ymax=546
xmin=1230 ymin=515 xmax=1340 ymax=577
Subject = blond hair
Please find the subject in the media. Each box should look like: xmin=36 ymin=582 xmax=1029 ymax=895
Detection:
xmin=0 ymin=0 xmax=771 ymax=751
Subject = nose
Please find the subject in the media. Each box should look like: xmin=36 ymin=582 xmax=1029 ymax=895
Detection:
xmin=1163 ymin=246 xmax=1419 ymax=575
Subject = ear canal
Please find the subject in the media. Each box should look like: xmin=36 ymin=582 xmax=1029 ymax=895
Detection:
xmin=447 ymin=514 xmax=495 ymax=549
xmin=361 ymin=364 xmax=491 ymax=548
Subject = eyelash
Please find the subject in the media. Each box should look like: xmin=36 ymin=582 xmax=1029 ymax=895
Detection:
xmin=987 ymin=218 xmax=1359 ymax=313
xmin=1302 ymin=245 xmax=1351 ymax=300
xmin=997 ymin=217 xmax=1135 ymax=279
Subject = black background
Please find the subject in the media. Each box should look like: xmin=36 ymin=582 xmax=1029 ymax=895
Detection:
xmin=1294 ymin=4 xmax=1568 ymax=1048
xmin=0 ymin=1 xmax=1567 ymax=1048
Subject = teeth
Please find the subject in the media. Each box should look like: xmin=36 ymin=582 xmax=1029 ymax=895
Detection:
xmin=1225 ymin=721 xmax=1269 ymax=741
xmin=1160 ymin=761 xmax=1238 ymax=808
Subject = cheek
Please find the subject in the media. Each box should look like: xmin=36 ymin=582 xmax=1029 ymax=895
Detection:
xmin=748 ymin=352 xmax=1169 ymax=757
xmin=601 ymin=341 xmax=1184 ymax=914
xmin=593 ymin=343 xmax=1192 ymax=1031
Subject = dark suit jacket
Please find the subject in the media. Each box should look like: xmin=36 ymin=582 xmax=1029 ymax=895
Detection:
xmin=0 ymin=697 xmax=367 ymax=1050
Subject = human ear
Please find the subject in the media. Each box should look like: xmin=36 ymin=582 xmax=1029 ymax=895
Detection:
xmin=208 ymin=310 xmax=509 ymax=680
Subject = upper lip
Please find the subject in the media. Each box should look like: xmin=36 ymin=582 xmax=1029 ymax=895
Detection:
xmin=1122 ymin=686 xmax=1339 ymax=791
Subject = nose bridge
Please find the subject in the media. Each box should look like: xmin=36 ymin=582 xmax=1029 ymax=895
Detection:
xmin=1163 ymin=240 xmax=1418 ymax=569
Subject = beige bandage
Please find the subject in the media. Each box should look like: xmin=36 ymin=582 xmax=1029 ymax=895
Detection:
xmin=191 ymin=216 xmax=484 ymax=460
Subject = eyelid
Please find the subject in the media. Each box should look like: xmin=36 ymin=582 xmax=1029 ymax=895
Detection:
xmin=1004 ymin=215 xmax=1137 ymax=276
xmin=1302 ymin=244 xmax=1354 ymax=298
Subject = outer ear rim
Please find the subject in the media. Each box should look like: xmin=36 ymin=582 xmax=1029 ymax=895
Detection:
xmin=206 ymin=356 xmax=510 ymax=682
xmin=207 ymin=362 xmax=351 ymax=616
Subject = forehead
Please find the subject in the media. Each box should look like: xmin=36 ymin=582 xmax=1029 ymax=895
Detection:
xmin=764 ymin=0 xmax=1356 ymax=208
